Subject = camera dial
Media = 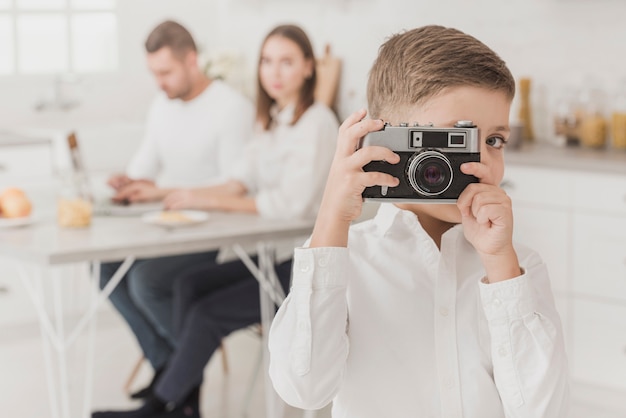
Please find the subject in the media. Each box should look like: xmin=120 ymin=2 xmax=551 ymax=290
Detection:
xmin=454 ymin=120 xmax=475 ymax=128
xmin=406 ymin=150 xmax=454 ymax=196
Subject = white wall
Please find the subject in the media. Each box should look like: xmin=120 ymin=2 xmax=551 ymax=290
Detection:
xmin=1 ymin=0 xmax=625 ymax=144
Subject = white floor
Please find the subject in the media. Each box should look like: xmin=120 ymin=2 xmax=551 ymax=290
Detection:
xmin=0 ymin=308 xmax=623 ymax=418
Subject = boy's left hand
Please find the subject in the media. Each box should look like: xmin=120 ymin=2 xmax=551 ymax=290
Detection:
xmin=457 ymin=162 xmax=521 ymax=282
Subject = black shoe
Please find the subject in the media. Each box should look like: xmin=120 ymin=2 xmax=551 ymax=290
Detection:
xmin=92 ymin=396 xmax=166 ymax=418
xmin=152 ymin=386 xmax=201 ymax=418
xmin=129 ymin=368 xmax=164 ymax=400
xmin=152 ymin=398 xmax=200 ymax=418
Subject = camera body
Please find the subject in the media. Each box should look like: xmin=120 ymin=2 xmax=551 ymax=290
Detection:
xmin=358 ymin=120 xmax=480 ymax=203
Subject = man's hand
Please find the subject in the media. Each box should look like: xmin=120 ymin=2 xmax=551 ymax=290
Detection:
xmin=457 ymin=162 xmax=521 ymax=282
xmin=310 ymin=109 xmax=400 ymax=248
xmin=107 ymin=174 xmax=132 ymax=191
xmin=113 ymin=180 xmax=165 ymax=203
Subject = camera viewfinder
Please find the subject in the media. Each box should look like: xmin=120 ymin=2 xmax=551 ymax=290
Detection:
xmin=448 ymin=133 xmax=466 ymax=147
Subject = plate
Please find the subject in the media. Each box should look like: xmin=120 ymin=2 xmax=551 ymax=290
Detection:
xmin=141 ymin=210 xmax=209 ymax=227
xmin=0 ymin=214 xmax=37 ymax=228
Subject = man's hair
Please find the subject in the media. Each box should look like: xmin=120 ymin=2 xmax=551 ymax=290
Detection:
xmin=367 ymin=25 xmax=515 ymax=119
xmin=256 ymin=24 xmax=316 ymax=131
xmin=144 ymin=20 xmax=197 ymax=58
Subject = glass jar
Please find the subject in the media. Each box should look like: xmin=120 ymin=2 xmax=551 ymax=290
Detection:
xmin=578 ymin=79 xmax=607 ymax=149
xmin=57 ymin=172 xmax=92 ymax=228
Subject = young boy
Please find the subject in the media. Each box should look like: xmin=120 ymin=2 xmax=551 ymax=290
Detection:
xmin=268 ymin=25 xmax=569 ymax=417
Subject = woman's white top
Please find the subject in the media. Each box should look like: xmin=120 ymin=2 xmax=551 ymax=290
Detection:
xmin=269 ymin=203 xmax=569 ymax=418
xmin=231 ymin=102 xmax=339 ymax=221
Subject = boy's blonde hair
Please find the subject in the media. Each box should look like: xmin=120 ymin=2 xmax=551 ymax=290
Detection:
xmin=367 ymin=25 xmax=515 ymax=120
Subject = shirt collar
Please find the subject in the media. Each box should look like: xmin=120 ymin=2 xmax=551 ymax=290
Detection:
xmin=373 ymin=202 xmax=463 ymax=238
xmin=270 ymin=103 xmax=296 ymax=126
xmin=373 ymin=203 xmax=406 ymax=234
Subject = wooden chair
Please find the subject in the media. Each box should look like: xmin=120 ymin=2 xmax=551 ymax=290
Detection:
xmin=124 ymin=341 xmax=229 ymax=395
xmin=314 ymin=44 xmax=342 ymax=114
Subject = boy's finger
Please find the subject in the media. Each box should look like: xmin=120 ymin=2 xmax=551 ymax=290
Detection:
xmin=338 ymin=118 xmax=384 ymax=157
xmin=350 ymin=146 xmax=400 ymax=169
xmin=460 ymin=162 xmax=496 ymax=185
xmin=474 ymin=203 xmax=508 ymax=226
xmin=359 ymin=171 xmax=400 ymax=188
xmin=458 ymin=185 xmax=509 ymax=217
xmin=338 ymin=109 xmax=368 ymax=135
xmin=457 ymin=183 xmax=490 ymax=217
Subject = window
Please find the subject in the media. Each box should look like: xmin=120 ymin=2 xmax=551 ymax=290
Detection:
xmin=0 ymin=0 xmax=117 ymax=75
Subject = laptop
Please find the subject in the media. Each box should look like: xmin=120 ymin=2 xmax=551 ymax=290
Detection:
xmin=66 ymin=132 xmax=164 ymax=217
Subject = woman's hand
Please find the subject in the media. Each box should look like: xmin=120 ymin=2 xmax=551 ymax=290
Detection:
xmin=457 ymin=162 xmax=521 ymax=282
xmin=310 ymin=109 xmax=400 ymax=248
xmin=163 ymin=189 xmax=208 ymax=210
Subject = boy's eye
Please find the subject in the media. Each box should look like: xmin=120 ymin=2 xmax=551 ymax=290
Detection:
xmin=486 ymin=136 xmax=507 ymax=149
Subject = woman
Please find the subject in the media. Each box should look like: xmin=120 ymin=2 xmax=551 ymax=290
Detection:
xmin=93 ymin=24 xmax=338 ymax=418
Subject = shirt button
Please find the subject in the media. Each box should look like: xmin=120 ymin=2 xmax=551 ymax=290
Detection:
xmin=498 ymin=347 xmax=508 ymax=357
xmin=444 ymin=377 xmax=455 ymax=389
xmin=298 ymin=261 xmax=311 ymax=273
xmin=439 ymin=307 xmax=449 ymax=317
xmin=317 ymin=256 xmax=328 ymax=267
xmin=492 ymin=298 xmax=502 ymax=307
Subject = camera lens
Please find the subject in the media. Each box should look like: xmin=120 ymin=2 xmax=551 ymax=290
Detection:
xmin=406 ymin=151 xmax=453 ymax=196
xmin=422 ymin=163 xmax=446 ymax=186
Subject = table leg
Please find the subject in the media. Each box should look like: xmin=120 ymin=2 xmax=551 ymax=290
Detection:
xmin=15 ymin=257 xmax=136 ymax=418
xmin=231 ymin=243 xmax=322 ymax=418
xmin=257 ymin=243 xmax=285 ymax=418
xmin=82 ymin=261 xmax=100 ymax=418
xmin=51 ymin=268 xmax=71 ymax=418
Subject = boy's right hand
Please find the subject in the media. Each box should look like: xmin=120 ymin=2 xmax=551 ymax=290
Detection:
xmin=310 ymin=109 xmax=400 ymax=248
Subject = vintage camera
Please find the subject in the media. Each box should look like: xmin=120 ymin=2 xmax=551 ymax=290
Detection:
xmin=358 ymin=120 xmax=480 ymax=203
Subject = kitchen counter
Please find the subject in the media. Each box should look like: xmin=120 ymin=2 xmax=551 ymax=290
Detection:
xmin=0 ymin=130 xmax=51 ymax=147
xmin=505 ymin=142 xmax=626 ymax=175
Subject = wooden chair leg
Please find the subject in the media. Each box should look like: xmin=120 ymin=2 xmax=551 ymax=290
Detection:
xmin=220 ymin=340 xmax=229 ymax=374
xmin=125 ymin=342 xmax=228 ymax=395
xmin=124 ymin=355 xmax=145 ymax=394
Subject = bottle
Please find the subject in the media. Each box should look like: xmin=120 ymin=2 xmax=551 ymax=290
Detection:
xmin=518 ymin=77 xmax=535 ymax=142
xmin=553 ymin=88 xmax=581 ymax=146
xmin=578 ymin=78 xmax=607 ymax=149
xmin=611 ymin=80 xmax=626 ymax=150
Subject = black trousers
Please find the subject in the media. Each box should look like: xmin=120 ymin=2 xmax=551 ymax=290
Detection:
xmin=153 ymin=256 xmax=293 ymax=404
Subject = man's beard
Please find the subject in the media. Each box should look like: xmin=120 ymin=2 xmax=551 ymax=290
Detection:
xmin=167 ymin=81 xmax=192 ymax=100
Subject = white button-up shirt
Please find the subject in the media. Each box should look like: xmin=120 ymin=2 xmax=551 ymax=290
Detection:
xmin=269 ymin=203 xmax=569 ymax=418
xmin=221 ymin=102 xmax=338 ymax=263
xmin=231 ymin=102 xmax=338 ymax=220
xmin=127 ymin=80 xmax=254 ymax=188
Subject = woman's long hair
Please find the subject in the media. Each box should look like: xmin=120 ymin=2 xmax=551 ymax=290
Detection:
xmin=256 ymin=24 xmax=317 ymax=131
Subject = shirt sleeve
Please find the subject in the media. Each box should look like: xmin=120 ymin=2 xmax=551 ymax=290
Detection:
xmin=255 ymin=108 xmax=338 ymax=219
xmin=269 ymin=246 xmax=350 ymax=410
xmin=126 ymin=100 xmax=161 ymax=181
xmin=229 ymin=133 xmax=260 ymax=192
xmin=479 ymin=251 xmax=569 ymax=418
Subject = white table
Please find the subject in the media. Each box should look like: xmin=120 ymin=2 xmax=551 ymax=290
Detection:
xmin=0 ymin=212 xmax=314 ymax=418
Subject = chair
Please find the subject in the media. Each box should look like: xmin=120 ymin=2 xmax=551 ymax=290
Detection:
xmin=314 ymin=44 xmax=342 ymax=115
xmin=124 ymin=341 xmax=229 ymax=395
